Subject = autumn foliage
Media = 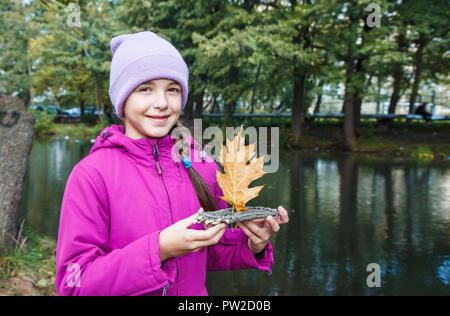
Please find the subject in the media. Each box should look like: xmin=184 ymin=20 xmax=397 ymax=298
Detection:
xmin=216 ymin=128 xmax=266 ymax=213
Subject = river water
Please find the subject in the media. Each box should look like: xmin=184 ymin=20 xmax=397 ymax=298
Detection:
xmin=19 ymin=136 xmax=450 ymax=295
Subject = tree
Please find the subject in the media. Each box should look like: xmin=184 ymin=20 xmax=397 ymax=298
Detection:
xmin=31 ymin=0 xmax=121 ymax=121
xmin=0 ymin=95 xmax=34 ymax=254
xmin=402 ymin=0 xmax=449 ymax=115
xmin=116 ymin=0 xmax=230 ymax=122
xmin=320 ymin=0 xmax=389 ymax=150
xmin=192 ymin=2 xmax=264 ymax=124
xmin=385 ymin=0 xmax=410 ymax=115
xmin=0 ymin=0 xmax=40 ymax=107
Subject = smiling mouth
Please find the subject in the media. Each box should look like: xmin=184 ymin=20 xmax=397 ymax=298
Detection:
xmin=146 ymin=115 xmax=170 ymax=124
xmin=146 ymin=114 xmax=169 ymax=118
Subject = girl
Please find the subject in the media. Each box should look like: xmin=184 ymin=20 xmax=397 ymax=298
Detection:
xmin=55 ymin=31 xmax=288 ymax=296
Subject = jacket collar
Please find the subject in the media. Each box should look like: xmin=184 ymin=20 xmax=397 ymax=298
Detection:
xmin=90 ymin=124 xmax=209 ymax=167
xmin=90 ymin=124 xmax=176 ymax=167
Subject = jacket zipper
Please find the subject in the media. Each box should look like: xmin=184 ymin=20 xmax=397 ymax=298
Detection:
xmin=161 ymin=260 xmax=169 ymax=296
xmin=153 ymin=141 xmax=178 ymax=296
xmin=162 ymin=284 xmax=169 ymax=296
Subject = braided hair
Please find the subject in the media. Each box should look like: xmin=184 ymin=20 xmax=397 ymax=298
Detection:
xmin=170 ymin=120 xmax=218 ymax=212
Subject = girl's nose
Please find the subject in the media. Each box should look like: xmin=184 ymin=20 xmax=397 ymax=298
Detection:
xmin=153 ymin=89 xmax=169 ymax=110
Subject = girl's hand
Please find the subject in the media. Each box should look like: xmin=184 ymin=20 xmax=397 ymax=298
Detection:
xmin=159 ymin=208 xmax=226 ymax=262
xmin=237 ymin=206 xmax=289 ymax=255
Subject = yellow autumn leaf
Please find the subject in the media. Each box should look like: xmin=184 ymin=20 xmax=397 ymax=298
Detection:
xmin=216 ymin=127 xmax=266 ymax=212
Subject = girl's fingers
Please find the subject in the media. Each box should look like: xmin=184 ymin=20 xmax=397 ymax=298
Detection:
xmin=203 ymin=222 xmax=213 ymax=230
xmin=277 ymin=206 xmax=289 ymax=224
xmin=271 ymin=207 xmax=288 ymax=225
xmin=237 ymin=221 xmax=264 ymax=244
xmin=189 ymin=223 xmax=226 ymax=241
xmin=192 ymin=225 xmax=226 ymax=248
xmin=181 ymin=209 xmax=203 ymax=228
xmin=246 ymin=220 xmax=273 ymax=240
xmin=265 ymin=216 xmax=280 ymax=233
xmin=239 ymin=216 xmax=279 ymax=242
xmin=249 ymin=218 xmax=266 ymax=226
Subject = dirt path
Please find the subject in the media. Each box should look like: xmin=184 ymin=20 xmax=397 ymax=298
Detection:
xmin=0 ymin=276 xmax=56 ymax=296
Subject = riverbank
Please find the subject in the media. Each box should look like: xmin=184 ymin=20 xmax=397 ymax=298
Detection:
xmin=283 ymin=122 xmax=450 ymax=162
xmin=35 ymin=120 xmax=450 ymax=162
xmin=40 ymin=122 xmax=110 ymax=141
xmin=0 ymin=230 xmax=56 ymax=296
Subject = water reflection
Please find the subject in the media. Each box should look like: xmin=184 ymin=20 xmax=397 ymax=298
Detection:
xmin=19 ymin=137 xmax=92 ymax=238
xmin=206 ymin=152 xmax=449 ymax=296
xmin=19 ymin=138 xmax=450 ymax=295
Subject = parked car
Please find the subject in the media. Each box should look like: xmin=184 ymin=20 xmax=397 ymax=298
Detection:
xmin=86 ymin=106 xmax=105 ymax=117
xmin=28 ymin=105 xmax=45 ymax=112
xmin=50 ymin=107 xmax=71 ymax=122
xmin=28 ymin=105 xmax=41 ymax=111
xmin=29 ymin=105 xmax=81 ymax=122
xmin=66 ymin=107 xmax=81 ymax=118
xmin=84 ymin=106 xmax=96 ymax=115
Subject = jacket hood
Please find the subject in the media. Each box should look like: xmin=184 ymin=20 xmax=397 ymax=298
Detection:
xmin=89 ymin=124 xmax=206 ymax=168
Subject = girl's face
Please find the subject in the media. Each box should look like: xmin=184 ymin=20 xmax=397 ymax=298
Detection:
xmin=122 ymin=78 xmax=182 ymax=139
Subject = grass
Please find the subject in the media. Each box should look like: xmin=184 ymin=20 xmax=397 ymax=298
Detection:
xmin=277 ymin=120 xmax=450 ymax=162
xmin=33 ymin=121 xmax=110 ymax=142
xmin=27 ymin=107 xmax=111 ymax=140
xmin=51 ymin=122 xmax=109 ymax=141
xmin=32 ymin=117 xmax=450 ymax=162
xmin=0 ymin=226 xmax=56 ymax=296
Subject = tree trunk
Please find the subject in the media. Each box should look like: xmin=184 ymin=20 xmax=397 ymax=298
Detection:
xmin=291 ymin=71 xmax=305 ymax=141
xmin=409 ymin=40 xmax=424 ymax=114
xmin=389 ymin=69 xmax=402 ymax=114
xmin=343 ymin=56 xmax=357 ymax=151
xmin=0 ymin=95 xmax=35 ymax=254
xmin=353 ymin=94 xmax=362 ymax=135
xmin=93 ymin=74 xmax=104 ymax=122
xmin=224 ymin=66 xmax=239 ymax=124
xmin=209 ymin=94 xmax=217 ymax=113
xmin=313 ymin=80 xmax=324 ymax=114
xmin=343 ymin=92 xmax=357 ymax=151
xmin=250 ymin=62 xmax=262 ymax=114
xmin=224 ymin=101 xmax=235 ymax=126
xmin=26 ymin=40 xmax=33 ymax=107
xmin=194 ymin=88 xmax=205 ymax=118
xmin=353 ymin=60 xmax=369 ymax=134
xmin=376 ymin=77 xmax=382 ymax=114
xmin=183 ymin=94 xmax=194 ymax=121
xmin=388 ymin=32 xmax=407 ymax=115
xmin=78 ymin=86 xmax=86 ymax=122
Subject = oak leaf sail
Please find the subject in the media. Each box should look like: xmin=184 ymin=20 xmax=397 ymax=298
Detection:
xmin=216 ymin=127 xmax=266 ymax=212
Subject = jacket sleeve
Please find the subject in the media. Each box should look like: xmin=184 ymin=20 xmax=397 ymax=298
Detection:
xmin=55 ymin=164 xmax=169 ymax=296
xmin=206 ymin=164 xmax=274 ymax=274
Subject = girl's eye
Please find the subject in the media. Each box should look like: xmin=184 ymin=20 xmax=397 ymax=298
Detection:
xmin=137 ymin=87 xmax=180 ymax=93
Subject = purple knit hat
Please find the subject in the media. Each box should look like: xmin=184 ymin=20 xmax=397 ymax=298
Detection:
xmin=108 ymin=31 xmax=189 ymax=120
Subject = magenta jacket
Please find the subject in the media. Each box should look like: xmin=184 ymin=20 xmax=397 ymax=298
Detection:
xmin=55 ymin=124 xmax=273 ymax=296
